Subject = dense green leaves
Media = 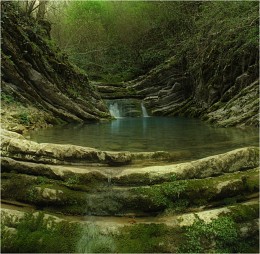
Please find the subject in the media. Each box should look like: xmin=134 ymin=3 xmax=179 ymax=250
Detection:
xmin=1 ymin=212 xmax=115 ymax=253
xmin=1 ymin=210 xmax=258 ymax=253
xmin=115 ymin=223 xmax=169 ymax=253
xmin=179 ymin=216 xmax=249 ymax=253
xmin=48 ymin=1 xmax=258 ymax=83
xmin=49 ymin=1 xmax=196 ymax=81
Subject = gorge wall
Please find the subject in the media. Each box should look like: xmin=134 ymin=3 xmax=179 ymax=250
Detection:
xmin=130 ymin=50 xmax=258 ymax=127
xmin=95 ymin=3 xmax=259 ymax=128
xmin=1 ymin=3 xmax=259 ymax=252
xmin=1 ymin=2 xmax=259 ymax=131
xmin=97 ymin=47 xmax=259 ymax=127
xmin=1 ymin=2 xmax=111 ymax=132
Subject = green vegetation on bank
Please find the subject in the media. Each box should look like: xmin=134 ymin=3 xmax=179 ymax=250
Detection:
xmin=1 ymin=212 xmax=116 ymax=253
xmin=179 ymin=216 xmax=258 ymax=253
xmin=1 ymin=211 xmax=258 ymax=253
xmin=1 ymin=212 xmax=82 ymax=253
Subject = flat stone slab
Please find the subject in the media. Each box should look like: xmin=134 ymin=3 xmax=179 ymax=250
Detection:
xmin=2 ymin=146 xmax=259 ymax=186
xmin=1 ymin=199 xmax=258 ymax=230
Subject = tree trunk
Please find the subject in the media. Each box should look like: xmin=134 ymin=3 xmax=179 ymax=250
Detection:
xmin=26 ymin=0 xmax=36 ymax=16
xmin=36 ymin=0 xmax=48 ymax=20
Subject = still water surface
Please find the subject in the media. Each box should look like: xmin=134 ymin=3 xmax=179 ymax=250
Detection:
xmin=29 ymin=117 xmax=259 ymax=159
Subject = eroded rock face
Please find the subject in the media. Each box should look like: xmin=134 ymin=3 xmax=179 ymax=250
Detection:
xmin=204 ymin=80 xmax=259 ymax=127
xmin=1 ymin=2 xmax=110 ymax=127
xmin=95 ymin=52 xmax=258 ymax=127
xmin=94 ymin=12 xmax=259 ymax=128
xmin=124 ymin=58 xmax=259 ymax=127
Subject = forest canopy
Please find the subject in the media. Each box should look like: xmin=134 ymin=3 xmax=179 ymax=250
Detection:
xmin=14 ymin=0 xmax=259 ymax=83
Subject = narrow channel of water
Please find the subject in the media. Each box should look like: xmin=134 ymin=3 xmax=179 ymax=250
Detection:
xmin=29 ymin=117 xmax=259 ymax=160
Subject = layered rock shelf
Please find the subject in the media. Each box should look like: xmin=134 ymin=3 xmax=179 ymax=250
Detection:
xmin=93 ymin=41 xmax=259 ymax=127
xmin=1 ymin=2 xmax=111 ymax=133
xmin=1 ymin=130 xmax=258 ymax=215
xmin=1 ymin=129 xmax=259 ymax=252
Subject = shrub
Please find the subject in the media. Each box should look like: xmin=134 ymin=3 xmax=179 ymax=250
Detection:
xmin=178 ymin=215 xmax=253 ymax=253
xmin=1 ymin=212 xmax=116 ymax=253
xmin=115 ymin=223 xmax=169 ymax=253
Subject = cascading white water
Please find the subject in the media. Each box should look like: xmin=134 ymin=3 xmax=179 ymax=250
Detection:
xmin=107 ymin=99 xmax=149 ymax=118
xmin=109 ymin=102 xmax=121 ymax=118
xmin=141 ymin=102 xmax=149 ymax=117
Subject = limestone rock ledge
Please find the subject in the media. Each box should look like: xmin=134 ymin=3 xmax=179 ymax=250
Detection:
xmin=1 ymin=129 xmax=259 ymax=217
xmin=1 ymin=129 xmax=132 ymax=166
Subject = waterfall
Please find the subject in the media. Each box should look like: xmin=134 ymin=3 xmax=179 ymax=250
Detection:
xmin=108 ymin=102 xmax=121 ymax=118
xmin=107 ymin=99 xmax=149 ymax=118
xmin=141 ymin=102 xmax=149 ymax=117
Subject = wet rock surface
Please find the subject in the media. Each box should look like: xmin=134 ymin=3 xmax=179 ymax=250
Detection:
xmin=1 ymin=2 xmax=258 ymax=252
xmin=1 ymin=129 xmax=258 ymax=217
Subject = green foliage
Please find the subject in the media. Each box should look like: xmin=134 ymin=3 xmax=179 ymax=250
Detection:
xmin=65 ymin=175 xmax=79 ymax=185
xmin=49 ymin=1 xmax=258 ymax=84
xmin=1 ymin=212 xmax=115 ymax=253
xmin=36 ymin=176 xmax=49 ymax=185
xmin=163 ymin=175 xmax=188 ymax=198
xmin=178 ymin=215 xmax=253 ymax=253
xmin=165 ymin=199 xmax=189 ymax=215
xmin=18 ymin=112 xmax=31 ymax=125
xmin=1 ymin=173 xmax=37 ymax=201
xmin=1 ymin=224 xmax=15 ymax=252
xmin=229 ymin=204 xmax=259 ymax=223
xmin=67 ymin=86 xmax=80 ymax=99
xmin=2 ymin=211 xmax=258 ymax=253
xmin=2 ymin=52 xmax=15 ymax=66
xmin=137 ymin=175 xmax=188 ymax=210
xmin=26 ymin=187 xmax=39 ymax=203
xmin=49 ymin=1 xmax=197 ymax=81
xmin=1 ymin=212 xmax=64 ymax=253
xmin=185 ymin=1 xmax=259 ymax=88
xmin=115 ymin=223 xmax=169 ymax=253
xmin=1 ymin=93 xmax=15 ymax=104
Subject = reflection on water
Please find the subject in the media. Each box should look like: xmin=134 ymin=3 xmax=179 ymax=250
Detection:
xmin=29 ymin=117 xmax=259 ymax=159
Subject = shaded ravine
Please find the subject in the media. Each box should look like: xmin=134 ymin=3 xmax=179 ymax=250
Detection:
xmin=1 ymin=2 xmax=111 ymax=135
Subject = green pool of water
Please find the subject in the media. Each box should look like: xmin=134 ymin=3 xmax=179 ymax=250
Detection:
xmin=29 ymin=117 xmax=259 ymax=159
